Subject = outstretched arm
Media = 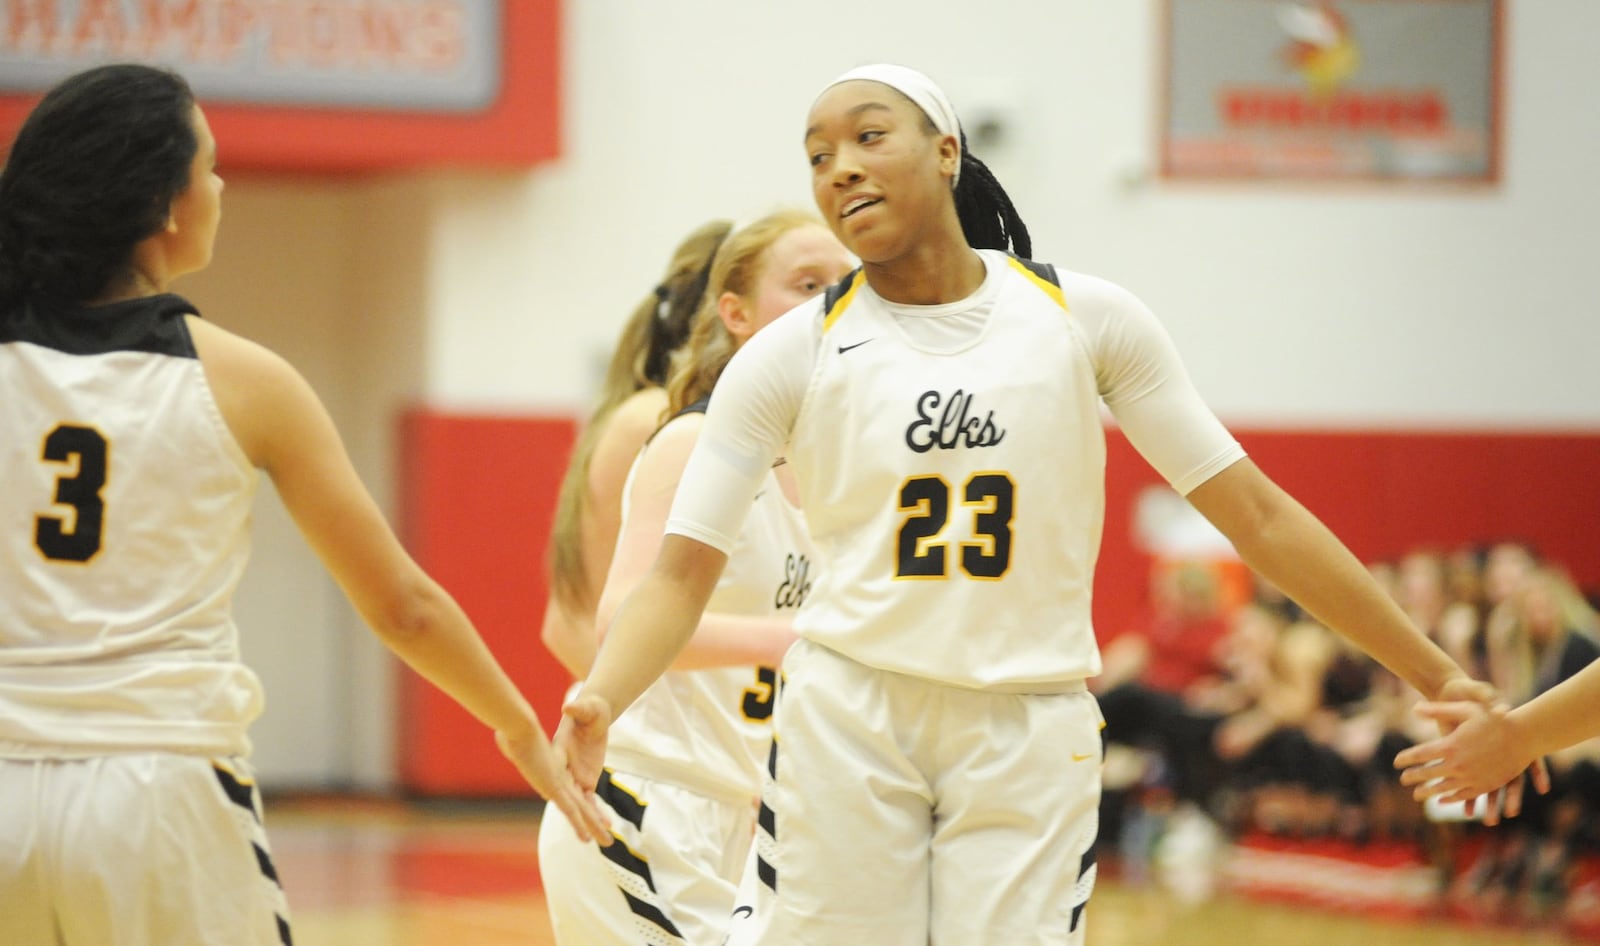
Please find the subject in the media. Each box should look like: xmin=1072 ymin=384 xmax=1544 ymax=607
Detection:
xmin=560 ymin=534 xmax=729 ymax=788
xmin=594 ymin=414 xmax=795 ymax=671
xmin=191 ymin=317 xmax=609 ymax=843
xmin=1186 ymin=459 xmax=1475 ymax=702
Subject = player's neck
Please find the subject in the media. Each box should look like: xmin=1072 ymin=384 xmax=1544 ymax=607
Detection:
xmin=865 ymin=241 xmax=985 ymax=306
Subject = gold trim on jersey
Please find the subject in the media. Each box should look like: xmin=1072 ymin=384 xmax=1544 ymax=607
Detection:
xmin=212 ymin=758 xmax=256 ymax=786
xmin=1007 ymin=257 xmax=1067 ymax=311
xmin=821 ymin=269 xmax=866 ymax=334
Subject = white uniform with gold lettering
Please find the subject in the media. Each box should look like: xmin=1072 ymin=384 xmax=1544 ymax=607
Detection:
xmin=0 ymin=294 xmax=289 ymax=946
xmin=539 ymin=409 xmax=813 ymax=946
xmin=667 ymin=250 xmax=1246 ymax=946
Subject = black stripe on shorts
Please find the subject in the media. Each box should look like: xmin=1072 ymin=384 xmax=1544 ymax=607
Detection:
xmin=601 ymin=835 xmax=658 ymax=893
xmin=212 ymin=763 xmax=261 ymax=823
xmin=596 ymin=769 xmax=646 ymax=830
xmin=621 ymin=889 xmax=685 ymax=939
xmin=1070 ymin=845 xmax=1097 ymax=932
xmin=757 ymin=854 xmax=777 ymax=893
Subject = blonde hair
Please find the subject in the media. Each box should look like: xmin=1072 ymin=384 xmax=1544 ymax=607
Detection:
xmin=547 ymin=219 xmax=733 ymax=610
xmin=1491 ymin=566 xmax=1600 ymax=701
xmin=666 ymin=208 xmax=827 ymax=415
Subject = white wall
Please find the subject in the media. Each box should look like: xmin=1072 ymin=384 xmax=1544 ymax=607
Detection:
xmin=179 ymin=0 xmax=1600 ymax=791
xmin=425 ymin=0 xmax=1600 ymax=428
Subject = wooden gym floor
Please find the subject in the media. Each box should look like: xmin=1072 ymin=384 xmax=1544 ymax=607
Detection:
xmin=268 ymin=796 xmax=1583 ymax=946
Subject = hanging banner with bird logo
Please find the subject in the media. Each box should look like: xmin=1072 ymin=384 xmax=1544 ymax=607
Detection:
xmin=1161 ymin=0 xmax=1501 ymax=182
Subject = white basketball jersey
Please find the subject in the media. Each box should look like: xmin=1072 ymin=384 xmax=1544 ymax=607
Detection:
xmin=0 ymin=294 xmax=262 ymax=757
xmin=607 ymin=430 xmax=813 ymax=804
xmin=788 ymin=252 xmax=1105 ymax=691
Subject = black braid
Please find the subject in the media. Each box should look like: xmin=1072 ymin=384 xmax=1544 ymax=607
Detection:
xmin=953 ymin=129 xmax=1031 ymax=258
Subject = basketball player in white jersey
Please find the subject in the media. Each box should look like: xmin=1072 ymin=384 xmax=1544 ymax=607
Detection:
xmin=555 ymin=65 xmax=1497 ymax=944
xmin=541 ymin=220 xmax=733 ymax=680
xmin=539 ymin=210 xmax=854 ymax=945
xmin=0 ymin=65 xmax=606 ymax=946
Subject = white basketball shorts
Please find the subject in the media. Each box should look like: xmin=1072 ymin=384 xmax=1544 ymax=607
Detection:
xmin=539 ymin=766 xmax=755 ymax=946
xmin=0 ymin=753 xmax=291 ymax=946
xmin=743 ymin=638 xmax=1103 ymax=946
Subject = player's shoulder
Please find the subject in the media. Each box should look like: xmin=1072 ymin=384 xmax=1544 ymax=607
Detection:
xmin=607 ymin=386 xmax=671 ymax=437
xmin=635 ymin=405 xmax=705 ymax=481
xmin=998 ymin=255 xmax=1145 ymax=314
xmin=187 ymin=314 xmax=298 ymax=388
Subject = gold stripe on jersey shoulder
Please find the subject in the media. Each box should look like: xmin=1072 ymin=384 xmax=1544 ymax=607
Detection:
xmin=821 ymin=268 xmax=866 ymax=334
xmin=1006 ymin=256 xmax=1067 ymax=311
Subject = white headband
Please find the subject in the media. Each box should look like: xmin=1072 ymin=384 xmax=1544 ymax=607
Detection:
xmin=818 ymin=63 xmax=963 ymax=189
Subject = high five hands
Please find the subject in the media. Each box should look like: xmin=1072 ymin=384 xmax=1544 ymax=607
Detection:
xmin=1394 ymin=685 xmax=1552 ymax=827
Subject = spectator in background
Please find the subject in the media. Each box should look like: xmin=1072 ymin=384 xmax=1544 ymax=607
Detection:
xmin=1097 ymin=562 xmax=1231 ymax=697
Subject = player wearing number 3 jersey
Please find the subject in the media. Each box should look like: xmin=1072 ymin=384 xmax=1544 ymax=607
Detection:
xmin=0 ymin=64 xmax=605 ymax=946
xmin=560 ymin=65 xmax=1489 ymax=946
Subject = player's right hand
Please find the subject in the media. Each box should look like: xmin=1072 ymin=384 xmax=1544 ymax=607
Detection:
xmin=555 ymin=692 xmax=614 ymax=794
xmin=496 ymin=727 xmax=612 ymax=845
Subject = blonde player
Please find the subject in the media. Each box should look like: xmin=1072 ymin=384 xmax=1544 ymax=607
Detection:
xmin=541 ymin=220 xmax=733 ymax=679
xmin=539 ymin=210 xmax=854 ymax=945
xmin=0 ymin=65 xmax=605 ymax=946
xmin=556 ymin=64 xmax=1497 ymax=945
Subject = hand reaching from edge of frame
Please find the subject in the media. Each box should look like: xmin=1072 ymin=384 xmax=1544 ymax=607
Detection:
xmin=497 ymin=726 xmax=612 ymax=846
xmin=554 ymin=693 xmax=615 ymax=801
xmin=1394 ymin=700 xmax=1552 ymax=826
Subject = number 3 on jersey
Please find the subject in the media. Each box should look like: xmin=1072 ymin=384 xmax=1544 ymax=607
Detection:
xmin=896 ymin=472 xmax=1015 ymax=580
xmin=35 ymin=424 xmax=110 ymax=563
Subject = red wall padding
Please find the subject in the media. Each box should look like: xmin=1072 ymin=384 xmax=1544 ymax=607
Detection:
xmin=1099 ymin=428 xmax=1600 ymax=641
xmin=399 ymin=411 xmax=1600 ymax=796
xmin=397 ymin=409 xmax=577 ymax=797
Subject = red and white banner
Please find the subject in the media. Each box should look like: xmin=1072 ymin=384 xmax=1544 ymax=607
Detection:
xmin=0 ymin=1 xmax=561 ymax=171
xmin=1162 ymin=0 xmax=1502 ymax=182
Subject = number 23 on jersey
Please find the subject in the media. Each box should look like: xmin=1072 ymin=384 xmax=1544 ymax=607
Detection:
xmin=896 ymin=471 xmax=1015 ymax=580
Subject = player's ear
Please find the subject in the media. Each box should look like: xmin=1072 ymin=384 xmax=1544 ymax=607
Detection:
xmin=717 ymin=291 xmax=753 ymax=343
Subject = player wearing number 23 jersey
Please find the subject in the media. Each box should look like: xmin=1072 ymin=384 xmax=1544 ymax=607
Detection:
xmin=569 ymin=64 xmax=1482 ymax=946
xmin=671 ymin=250 xmax=1245 ymax=691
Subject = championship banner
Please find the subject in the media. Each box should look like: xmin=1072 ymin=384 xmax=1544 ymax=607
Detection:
xmin=1161 ymin=0 xmax=1502 ymax=182
xmin=0 ymin=1 xmax=560 ymax=171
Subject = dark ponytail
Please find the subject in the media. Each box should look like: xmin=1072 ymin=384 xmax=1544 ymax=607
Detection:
xmin=953 ymin=129 xmax=1031 ymax=258
xmin=0 ymin=64 xmax=197 ymax=309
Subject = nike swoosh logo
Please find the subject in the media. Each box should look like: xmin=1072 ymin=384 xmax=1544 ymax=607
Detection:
xmin=732 ymin=905 xmax=754 ymax=919
xmin=1071 ymin=752 xmax=1095 ymax=762
xmin=837 ymin=338 xmax=873 ymax=354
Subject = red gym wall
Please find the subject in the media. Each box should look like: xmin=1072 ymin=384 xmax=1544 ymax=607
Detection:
xmin=398 ymin=411 xmax=1600 ymax=796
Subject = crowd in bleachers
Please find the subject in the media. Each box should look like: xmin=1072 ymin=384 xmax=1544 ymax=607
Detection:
xmin=1096 ymin=541 xmax=1600 ymax=926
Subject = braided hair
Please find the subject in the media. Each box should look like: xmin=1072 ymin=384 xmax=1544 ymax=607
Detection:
xmin=952 ymin=128 xmax=1031 ymax=258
